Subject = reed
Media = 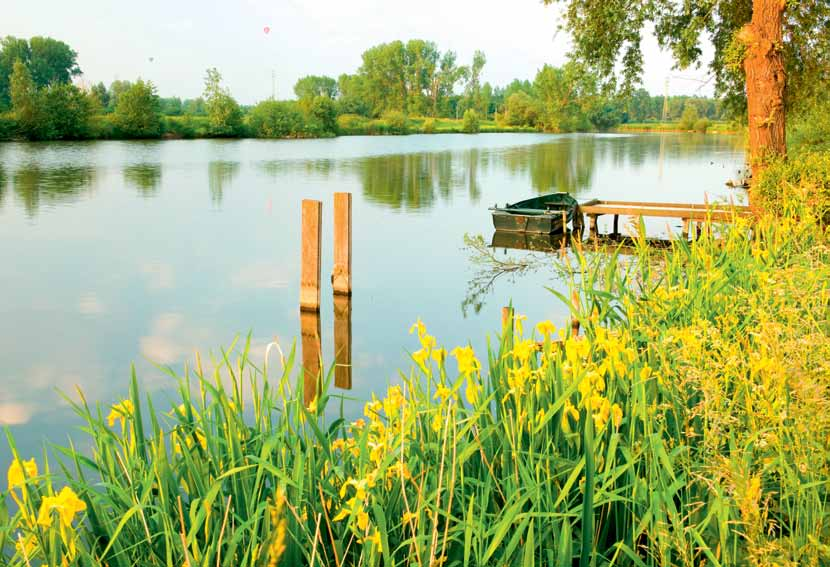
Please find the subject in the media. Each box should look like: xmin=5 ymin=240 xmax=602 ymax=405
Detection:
xmin=3 ymin=205 xmax=829 ymax=566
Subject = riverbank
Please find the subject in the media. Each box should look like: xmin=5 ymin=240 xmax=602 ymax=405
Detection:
xmin=0 ymin=112 xmax=738 ymax=142
xmin=615 ymin=120 xmax=740 ymax=134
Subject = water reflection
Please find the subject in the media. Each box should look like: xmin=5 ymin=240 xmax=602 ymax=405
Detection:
xmin=0 ymin=164 xmax=6 ymax=208
xmin=358 ymin=152 xmax=454 ymax=210
xmin=499 ymin=137 xmax=596 ymax=196
xmin=208 ymin=161 xmax=240 ymax=205
xmin=12 ymin=165 xmax=95 ymax=216
xmin=333 ymin=295 xmax=353 ymax=390
xmin=123 ymin=164 xmax=162 ymax=197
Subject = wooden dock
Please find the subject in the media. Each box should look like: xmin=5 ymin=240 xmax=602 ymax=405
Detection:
xmin=577 ymin=199 xmax=752 ymax=238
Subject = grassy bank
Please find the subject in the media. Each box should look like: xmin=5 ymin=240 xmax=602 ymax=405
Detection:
xmin=3 ymin=178 xmax=829 ymax=565
xmin=615 ymin=121 xmax=739 ymax=134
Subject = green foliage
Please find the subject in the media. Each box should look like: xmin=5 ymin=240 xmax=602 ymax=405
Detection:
xmin=112 ymin=79 xmax=161 ymax=138
xmin=679 ymin=102 xmax=700 ymax=131
xmin=9 ymin=59 xmax=36 ymax=130
xmin=9 ymin=60 xmax=92 ymax=140
xmin=380 ymin=110 xmax=408 ymax=134
xmin=306 ymin=95 xmax=337 ymax=135
xmin=336 ymin=113 xmax=372 ymax=135
xmin=461 ymin=108 xmax=480 ymax=133
xmin=294 ymin=74 xmax=338 ymax=101
xmin=0 ymin=112 xmax=16 ymax=140
xmin=755 ymin=150 xmax=830 ymax=223
xmin=247 ymin=100 xmax=305 ymax=138
xmin=502 ymin=91 xmax=540 ymax=127
xmin=0 ymin=35 xmax=80 ymax=109
xmin=693 ymin=117 xmax=709 ymax=133
xmin=203 ymin=68 xmax=242 ymax=137
xmin=421 ymin=117 xmax=435 ymax=133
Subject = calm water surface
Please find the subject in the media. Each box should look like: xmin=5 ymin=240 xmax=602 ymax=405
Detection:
xmin=0 ymin=133 xmax=744 ymax=468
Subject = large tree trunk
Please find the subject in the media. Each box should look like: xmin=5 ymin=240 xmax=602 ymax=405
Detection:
xmin=740 ymin=0 xmax=787 ymax=184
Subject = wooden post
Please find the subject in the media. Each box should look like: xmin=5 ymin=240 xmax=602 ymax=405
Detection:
xmin=573 ymin=208 xmax=584 ymax=238
xmin=333 ymin=293 xmax=352 ymax=390
xmin=612 ymin=214 xmax=619 ymax=236
xmin=332 ymin=192 xmax=352 ymax=296
xmin=300 ymin=200 xmax=322 ymax=311
xmin=681 ymin=218 xmax=690 ymax=239
xmin=588 ymin=214 xmax=599 ymax=238
xmin=300 ymin=309 xmax=321 ymax=405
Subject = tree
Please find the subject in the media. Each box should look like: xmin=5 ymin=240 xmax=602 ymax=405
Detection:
xmin=464 ymin=50 xmax=487 ymax=115
xmin=542 ymin=0 xmax=830 ymax=181
xmin=0 ymin=36 xmax=80 ymax=109
xmin=108 ymin=80 xmax=132 ymax=112
xmin=294 ymin=75 xmax=338 ymax=101
xmin=247 ymin=100 xmax=304 ymax=138
xmin=113 ymin=79 xmax=161 ymax=138
xmin=307 ymin=96 xmax=337 ymax=134
xmin=462 ymin=109 xmax=480 ymax=133
xmin=337 ymin=73 xmax=371 ymax=116
xmin=10 ymin=60 xmax=38 ymax=135
xmin=203 ymin=68 xmax=242 ymax=136
xmin=404 ymin=40 xmax=439 ymax=115
xmin=358 ymin=41 xmax=408 ymax=116
xmin=90 ymin=82 xmax=110 ymax=111
xmin=431 ymin=50 xmax=467 ymax=117
xmin=679 ymin=102 xmax=700 ymax=131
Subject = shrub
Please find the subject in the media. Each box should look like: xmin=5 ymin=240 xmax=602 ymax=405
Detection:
xmin=307 ymin=96 xmax=337 ymax=135
xmin=693 ymin=117 xmax=709 ymax=133
xmin=380 ymin=110 xmax=408 ymax=134
xmin=247 ymin=100 xmax=305 ymax=138
xmin=422 ymin=117 xmax=436 ymax=133
xmin=679 ymin=102 xmax=699 ymax=131
xmin=336 ymin=113 xmax=371 ymax=135
xmin=503 ymin=92 xmax=540 ymax=127
xmin=113 ymin=80 xmax=162 ymax=138
xmin=462 ymin=108 xmax=480 ymax=133
xmin=0 ymin=112 xmax=17 ymax=140
xmin=754 ymin=150 xmax=830 ymax=223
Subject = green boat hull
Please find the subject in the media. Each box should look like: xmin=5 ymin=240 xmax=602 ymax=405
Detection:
xmin=489 ymin=192 xmax=579 ymax=234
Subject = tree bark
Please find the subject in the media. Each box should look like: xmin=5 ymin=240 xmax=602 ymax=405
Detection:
xmin=740 ymin=0 xmax=787 ymax=182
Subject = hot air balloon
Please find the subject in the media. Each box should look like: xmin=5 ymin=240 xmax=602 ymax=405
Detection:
xmin=148 ymin=57 xmax=154 ymax=63
xmin=263 ymin=26 xmax=271 ymax=34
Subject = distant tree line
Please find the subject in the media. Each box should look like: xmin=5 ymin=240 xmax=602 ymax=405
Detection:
xmin=0 ymin=35 xmax=732 ymax=142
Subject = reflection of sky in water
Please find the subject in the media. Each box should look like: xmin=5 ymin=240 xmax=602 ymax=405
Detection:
xmin=0 ymin=133 xmax=745 ymax=469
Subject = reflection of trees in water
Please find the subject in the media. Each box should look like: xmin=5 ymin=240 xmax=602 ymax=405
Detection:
xmin=609 ymin=133 xmax=745 ymax=168
xmin=258 ymin=158 xmax=337 ymax=179
xmin=0 ymin=164 xmax=6 ymax=209
xmin=499 ymin=137 xmax=597 ymax=197
xmin=12 ymin=165 xmax=95 ymax=217
xmin=358 ymin=152 xmax=450 ymax=210
xmin=357 ymin=150 xmax=485 ymax=210
xmin=208 ymin=161 xmax=240 ymax=206
xmin=123 ymin=164 xmax=162 ymax=197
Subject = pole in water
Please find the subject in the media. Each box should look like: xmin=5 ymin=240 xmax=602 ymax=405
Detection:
xmin=300 ymin=199 xmax=322 ymax=311
xmin=332 ymin=192 xmax=352 ymax=296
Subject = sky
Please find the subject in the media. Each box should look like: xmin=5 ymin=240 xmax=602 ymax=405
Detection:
xmin=5 ymin=0 xmax=716 ymax=104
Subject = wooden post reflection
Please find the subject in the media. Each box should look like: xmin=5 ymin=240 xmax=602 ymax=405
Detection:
xmin=333 ymin=294 xmax=352 ymax=389
xmin=300 ymin=309 xmax=321 ymax=405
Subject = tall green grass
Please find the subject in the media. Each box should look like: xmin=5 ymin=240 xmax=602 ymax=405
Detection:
xmin=3 ymin=203 xmax=829 ymax=566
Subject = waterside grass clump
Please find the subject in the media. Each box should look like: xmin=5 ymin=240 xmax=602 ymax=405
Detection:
xmin=2 ymin=204 xmax=829 ymax=566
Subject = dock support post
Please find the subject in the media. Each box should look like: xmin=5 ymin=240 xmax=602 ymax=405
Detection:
xmin=588 ymin=214 xmax=599 ymax=238
xmin=332 ymin=192 xmax=352 ymax=296
xmin=681 ymin=218 xmax=690 ymax=239
xmin=612 ymin=214 xmax=619 ymax=236
xmin=300 ymin=200 xmax=322 ymax=311
xmin=300 ymin=309 xmax=322 ymax=405
xmin=333 ymin=294 xmax=352 ymax=389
